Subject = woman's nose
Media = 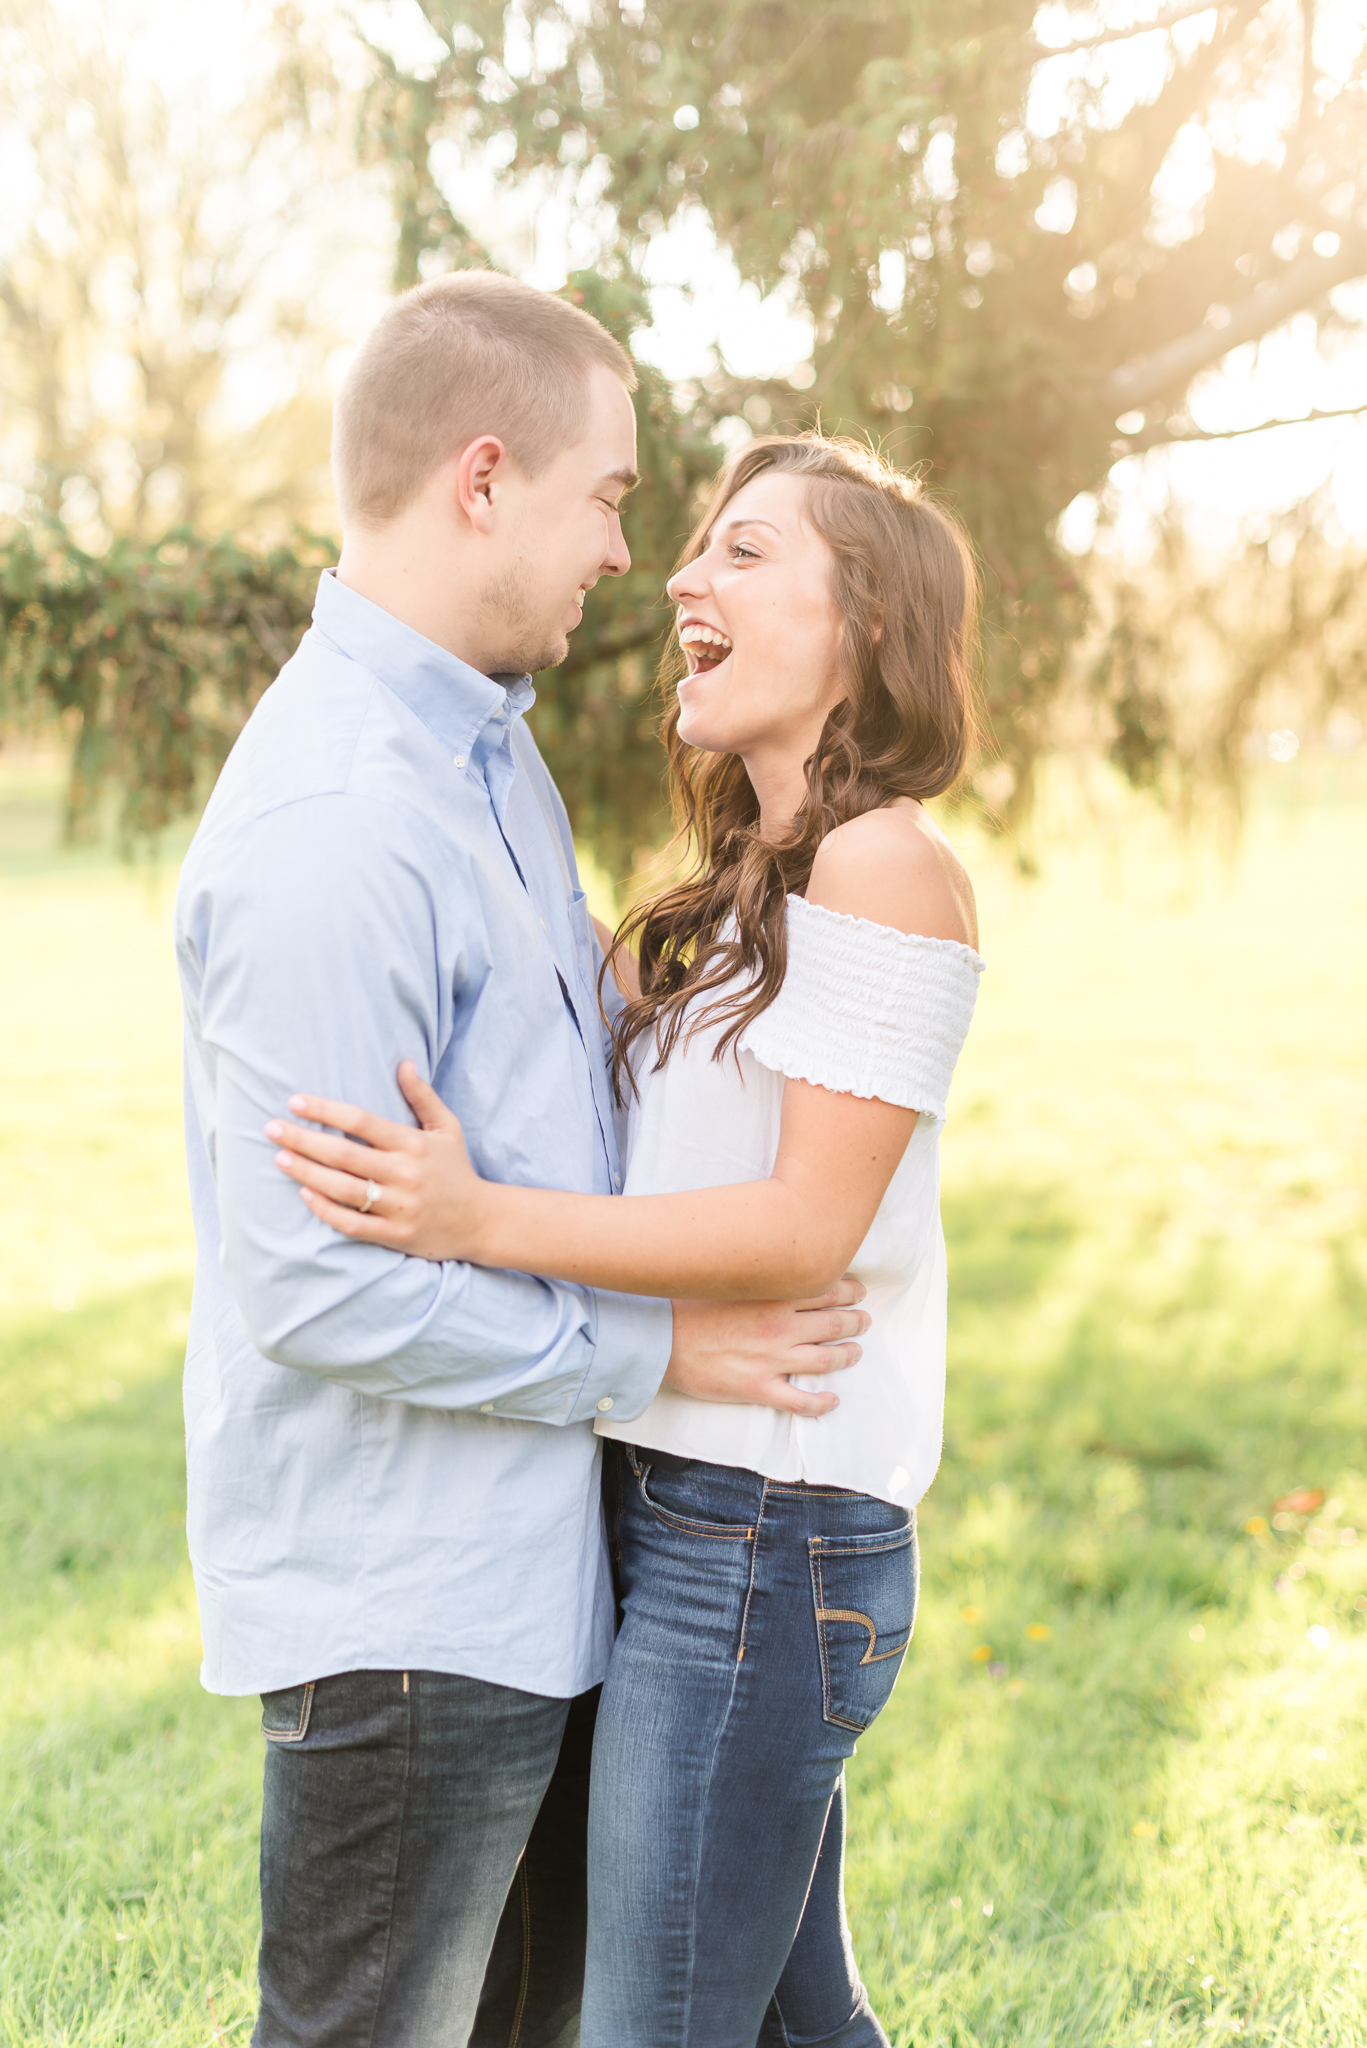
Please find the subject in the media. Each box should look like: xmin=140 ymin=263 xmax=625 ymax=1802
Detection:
xmin=666 ymin=554 xmax=709 ymax=604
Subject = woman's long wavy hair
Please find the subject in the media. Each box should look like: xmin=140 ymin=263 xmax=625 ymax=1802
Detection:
xmin=606 ymin=433 xmax=981 ymax=1101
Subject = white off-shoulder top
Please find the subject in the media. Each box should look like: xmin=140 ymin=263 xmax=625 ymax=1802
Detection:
xmin=596 ymin=893 xmax=985 ymax=1508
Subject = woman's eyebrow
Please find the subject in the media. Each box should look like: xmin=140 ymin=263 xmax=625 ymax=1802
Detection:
xmin=719 ymin=517 xmax=781 ymax=536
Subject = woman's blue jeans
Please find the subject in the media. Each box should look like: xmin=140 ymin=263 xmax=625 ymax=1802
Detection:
xmin=586 ymin=1444 xmax=919 ymax=2048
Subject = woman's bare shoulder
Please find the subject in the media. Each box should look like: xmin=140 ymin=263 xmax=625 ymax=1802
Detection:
xmin=806 ymin=803 xmax=979 ymax=950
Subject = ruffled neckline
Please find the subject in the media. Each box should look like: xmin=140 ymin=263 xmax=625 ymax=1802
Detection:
xmin=787 ymin=892 xmax=985 ymax=972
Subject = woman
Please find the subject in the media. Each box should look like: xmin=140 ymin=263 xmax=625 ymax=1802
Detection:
xmin=269 ymin=434 xmax=983 ymax=2046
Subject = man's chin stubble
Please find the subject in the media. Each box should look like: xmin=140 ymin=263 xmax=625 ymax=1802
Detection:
xmin=479 ymin=637 xmax=565 ymax=679
xmin=476 ymin=561 xmax=569 ymax=678
xmin=511 ymin=634 xmax=569 ymax=677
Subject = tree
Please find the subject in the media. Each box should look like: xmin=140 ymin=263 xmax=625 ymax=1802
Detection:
xmin=6 ymin=1 xmax=1365 ymax=869
xmin=0 ymin=0 xmax=371 ymax=546
xmin=0 ymin=523 xmax=332 ymax=842
xmin=359 ymin=0 xmax=1367 ymax=821
xmin=1080 ymin=501 xmax=1367 ymax=820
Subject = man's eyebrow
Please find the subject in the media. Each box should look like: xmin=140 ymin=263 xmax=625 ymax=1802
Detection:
xmin=597 ymin=467 xmax=640 ymax=493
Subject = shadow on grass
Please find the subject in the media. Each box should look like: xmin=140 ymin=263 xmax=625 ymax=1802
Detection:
xmin=848 ymin=1175 xmax=1367 ymax=2043
xmin=6 ymin=1217 xmax=1366 ymax=2043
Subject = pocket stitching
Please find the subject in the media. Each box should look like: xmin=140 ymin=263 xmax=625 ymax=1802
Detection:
xmin=634 ymin=1463 xmax=754 ymax=1542
xmin=812 ymin=1530 xmax=915 ymax=1559
xmin=810 ymin=1543 xmax=914 ymax=1731
xmin=813 ymin=1605 xmax=908 ymax=1664
xmin=261 ymin=1682 xmax=315 ymax=1743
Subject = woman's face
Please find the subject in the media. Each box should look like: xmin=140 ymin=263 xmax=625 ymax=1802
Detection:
xmin=667 ymin=470 xmax=847 ymax=764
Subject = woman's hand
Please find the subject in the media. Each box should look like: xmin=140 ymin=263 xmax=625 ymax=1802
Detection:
xmin=267 ymin=1060 xmax=489 ymax=1262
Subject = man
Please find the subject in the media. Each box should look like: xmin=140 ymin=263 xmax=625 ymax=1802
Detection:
xmin=174 ymin=270 xmax=866 ymax=2048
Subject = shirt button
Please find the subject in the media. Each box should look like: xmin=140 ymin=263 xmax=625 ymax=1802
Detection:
xmin=479 ymin=1402 xmax=494 ymax=1413
xmin=453 ymin=753 xmax=466 ymax=769
xmin=596 ymin=1397 xmax=614 ymax=1413
xmin=613 ymin=1171 xmax=622 ymax=1190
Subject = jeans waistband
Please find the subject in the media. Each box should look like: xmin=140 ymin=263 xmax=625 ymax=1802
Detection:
xmin=628 ymin=1445 xmax=692 ymax=1473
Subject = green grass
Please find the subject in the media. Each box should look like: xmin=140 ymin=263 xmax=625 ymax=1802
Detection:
xmin=1 ymin=751 xmax=1364 ymax=2043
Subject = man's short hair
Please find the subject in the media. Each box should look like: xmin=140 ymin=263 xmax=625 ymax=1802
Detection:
xmin=332 ymin=270 xmax=637 ymax=527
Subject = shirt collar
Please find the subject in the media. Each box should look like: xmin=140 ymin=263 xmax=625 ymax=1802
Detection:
xmin=311 ymin=569 xmax=536 ymax=761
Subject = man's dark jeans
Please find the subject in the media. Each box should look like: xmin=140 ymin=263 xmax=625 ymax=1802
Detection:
xmin=251 ymin=1669 xmax=596 ymax=2048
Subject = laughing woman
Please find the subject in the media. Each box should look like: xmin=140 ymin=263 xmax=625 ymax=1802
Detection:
xmin=272 ymin=434 xmax=983 ymax=2048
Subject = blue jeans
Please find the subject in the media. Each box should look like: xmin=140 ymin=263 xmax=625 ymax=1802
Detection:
xmin=586 ymin=1446 xmax=918 ymax=2048
xmin=252 ymin=1669 xmax=596 ymax=2047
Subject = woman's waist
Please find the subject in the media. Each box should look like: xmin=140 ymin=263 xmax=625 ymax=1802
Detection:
xmin=610 ymin=1439 xmax=913 ymax=1533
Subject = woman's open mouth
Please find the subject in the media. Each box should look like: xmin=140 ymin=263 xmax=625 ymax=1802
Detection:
xmin=679 ymin=623 xmax=733 ymax=676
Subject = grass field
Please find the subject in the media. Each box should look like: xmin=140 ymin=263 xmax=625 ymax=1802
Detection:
xmin=1 ymin=747 xmax=1364 ymax=2045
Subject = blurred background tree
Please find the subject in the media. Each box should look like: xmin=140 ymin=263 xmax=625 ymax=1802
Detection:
xmin=363 ymin=0 xmax=1367 ymax=836
xmin=2 ymin=0 xmax=1366 ymax=873
xmin=0 ymin=0 xmax=365 ymax=544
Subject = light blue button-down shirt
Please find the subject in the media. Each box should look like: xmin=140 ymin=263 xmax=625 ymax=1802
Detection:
xmin=175 ymin=570 xmax=672 ymax=1698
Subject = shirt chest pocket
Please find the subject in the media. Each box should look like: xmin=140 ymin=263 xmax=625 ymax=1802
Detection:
xmin=565 ymin=888 xmax=606 ymax=1020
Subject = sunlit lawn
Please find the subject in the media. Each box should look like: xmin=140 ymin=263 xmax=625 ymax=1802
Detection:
xmin=1 ymin=748 xmax=1364 ymax=2045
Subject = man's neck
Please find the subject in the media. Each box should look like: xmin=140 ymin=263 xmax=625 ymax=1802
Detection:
xmin=336 ymin=536 xmax=498 ymax=674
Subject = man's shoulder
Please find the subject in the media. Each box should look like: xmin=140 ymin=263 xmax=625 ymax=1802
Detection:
xmin=178 ymin=644 xmax=458 ymax=918
xmin=241 ymin=632 xmax=392 ymax=812
xmin=207 ymin=631 xmax=467 ymax=834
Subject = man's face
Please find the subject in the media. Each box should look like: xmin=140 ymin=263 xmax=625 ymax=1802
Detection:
xmin=478 ymin=364 xmax=639 ymax=676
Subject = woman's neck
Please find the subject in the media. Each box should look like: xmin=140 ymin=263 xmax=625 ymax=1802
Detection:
xmin=743 ymin=737 xmax=819 ymax=843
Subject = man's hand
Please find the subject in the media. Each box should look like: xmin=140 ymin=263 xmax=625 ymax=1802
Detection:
xmin=664 ymin=1281 xmax=870 ymax=1419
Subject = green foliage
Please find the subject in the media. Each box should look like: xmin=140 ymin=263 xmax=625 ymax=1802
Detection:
xmin=1084 ymin=512 xmax=1367 ymax=820
xmin=4 ymin=1 xmax=1366 ymax=860
xmin=0 ymin=524 xmax=331 ymax=844
xmin=371 ymin=0 xmax=1367 ymax=815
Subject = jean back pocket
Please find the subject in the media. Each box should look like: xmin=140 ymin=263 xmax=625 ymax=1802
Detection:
xmin=809 ymin=1522 xmax=918 ymax=1732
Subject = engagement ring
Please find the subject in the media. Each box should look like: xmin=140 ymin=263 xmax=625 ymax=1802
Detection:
xmin=360 ymin=1179 xmax=381 ymax=1214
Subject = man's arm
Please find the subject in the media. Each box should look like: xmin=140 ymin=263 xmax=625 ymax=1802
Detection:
xmin=183 ymin=791 xmax=669 ymax=1425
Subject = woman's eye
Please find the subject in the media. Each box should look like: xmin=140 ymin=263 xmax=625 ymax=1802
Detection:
xmin=729 ymin=543 xmax=759 ymax=561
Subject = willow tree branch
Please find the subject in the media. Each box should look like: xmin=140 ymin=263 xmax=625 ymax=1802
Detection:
xmin=1027 ymin=0 xmax=1245 ymax=61
xmin=1104 ymin=229 xmax=1367 ymax=411
xmin=1119 ymin=400 xmax=1367 ymax=451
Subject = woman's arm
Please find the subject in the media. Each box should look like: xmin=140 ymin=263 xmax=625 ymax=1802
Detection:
xmin=270 ymin=812 xmax=973 ymax=1298
xmin=592 ymin=914 xmax=639 ymax=1000
xmin=271 ymin=1066 xmax=912 ymax=1299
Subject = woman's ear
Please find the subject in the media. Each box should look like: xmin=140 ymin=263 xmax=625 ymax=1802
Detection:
xmin=870 ymin=617 xmax=884 ymax=645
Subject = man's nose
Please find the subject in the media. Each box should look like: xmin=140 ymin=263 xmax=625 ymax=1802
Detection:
xmin=602 ymin=509 xmax=630 ymax=579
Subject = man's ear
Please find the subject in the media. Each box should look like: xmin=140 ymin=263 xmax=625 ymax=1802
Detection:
xmin=453 ymin=435 xmax=508 ymax=532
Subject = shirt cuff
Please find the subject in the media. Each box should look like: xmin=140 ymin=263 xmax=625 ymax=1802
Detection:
xmin=568 ymin=1287 xmax=672 ymax=1425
